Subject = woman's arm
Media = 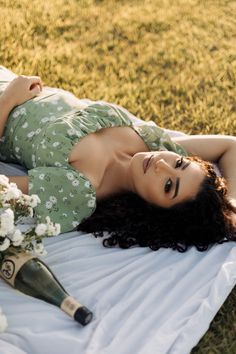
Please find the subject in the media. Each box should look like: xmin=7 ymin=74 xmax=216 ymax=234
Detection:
xmin=0 ymin=75 xmax=43 ymax=137
xmin=173 ymin=135 xmax=236 ymax=201
xmin=0 ymin=94 xmax=14 ymax=138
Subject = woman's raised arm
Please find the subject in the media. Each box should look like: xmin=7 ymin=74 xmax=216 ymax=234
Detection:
xmin=0 ymin=75 xmax=43 ymax=137
xmin=173 ymin=134 xmax=236 ymax=202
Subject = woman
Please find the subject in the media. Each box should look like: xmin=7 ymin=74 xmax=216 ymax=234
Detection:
xmin=0 ymin=74 xmax=236 ymax=252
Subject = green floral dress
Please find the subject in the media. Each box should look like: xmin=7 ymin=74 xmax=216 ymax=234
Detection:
xmin=0 ymin=84 xmax=187 ymax=233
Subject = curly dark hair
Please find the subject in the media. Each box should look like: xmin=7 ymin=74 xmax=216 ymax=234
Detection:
xmin=78 ymin=156 xmax=236 ymax=252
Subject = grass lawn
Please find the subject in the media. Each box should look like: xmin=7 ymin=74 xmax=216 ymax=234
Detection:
xmin=1 ymin=0 xmax=236 ymax=352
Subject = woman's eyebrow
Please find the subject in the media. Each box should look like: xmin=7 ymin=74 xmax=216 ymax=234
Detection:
xmin=171 ymin=161 xmax=191 ymax=199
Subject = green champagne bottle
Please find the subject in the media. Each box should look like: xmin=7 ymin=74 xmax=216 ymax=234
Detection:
xmin=0 ymin=250 xmax=93 ymax=326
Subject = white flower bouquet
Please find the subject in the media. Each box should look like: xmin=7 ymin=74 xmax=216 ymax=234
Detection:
xmin=0 ymin=174 xmax=61 ymax=332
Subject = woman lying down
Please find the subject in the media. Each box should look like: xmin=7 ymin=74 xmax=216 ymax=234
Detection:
xmin=0 ymin=74 xmax=236 ymax=252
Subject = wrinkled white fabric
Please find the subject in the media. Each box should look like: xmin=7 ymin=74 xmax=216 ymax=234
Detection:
xmin=0 ymin=232 xmax=236 ymax=354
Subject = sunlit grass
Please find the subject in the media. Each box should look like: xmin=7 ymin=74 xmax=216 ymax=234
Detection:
xmin=0 ymin=0 xmax=236 ymax=352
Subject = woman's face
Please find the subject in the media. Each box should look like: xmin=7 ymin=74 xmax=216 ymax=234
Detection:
xmin=129 ymin=151 xmax=206 ymax=207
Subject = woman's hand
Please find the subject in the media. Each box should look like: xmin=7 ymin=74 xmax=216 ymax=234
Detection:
xmin=2 ymin=75 xmax=43 ymax=109
xmin=0 ymin=75 xmax=43 ymax=138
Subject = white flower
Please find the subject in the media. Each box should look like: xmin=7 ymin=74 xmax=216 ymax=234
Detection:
xmin=45 ymin=201 xmax=53 ymax=209
xmin=11 ymin=230 xmax=24 ymax=247
xmin=58 ymin=188 xmax=63 ymax=193
xmin=0 ymin=238 xmax=10 ymax=251
xmin=54 ymin=223 xmax=61 ymax=235
xmin=66 ymin=172 xmax=74 ymax=180
xmin=29 ymin=183 xmax=33 ymax=190
xmin=10 ymin=228 xmax=21 ymax=239
xmin=49 ymin=196 xmax=57 ymax=204
xmin=0 ymin=209 xmax=14 ymax=236
xmin=107 ymin=108 xmax=115 ymax=116
xmin=12 ymin=110 xmax=20 ymax=118
xmin=72 ymin=221 xmax=79 ymax=227
xmin=3 ymin=185 xmax=22 ymax=201
xmin=53 ymin=142 xmax=60 ymax=147
xmin=72 ymin=179 xmax=79 ymax=187
xmin=39 ymin=174 xmax=45 ymax=180
xmin=34 ymin=242 xmax=47 ymax=256
xmin=41 ymin=117 xmax=49 ymax=123
xmin=57 ymin=106 xmax=63 ymax=111
xmin=35 ymin=224 xmax=47 ymax=236
xmin=84 ymin=181 xmax=90 ymax=188
xmin=28 ymin=207 xmax=34 ymax=218
xmin=35 ymin=128 xmax=41 ymax=135
xmin=54 ymin=162 xmax=62 ymax=167
xmin=22 ymin=122 xmax=28 ymax=128
xmin=27 ymin=131 xmax=35 ymax=138
xmin=44 ymin=217 xmax=61 ymax=236
xmin=67 ymin=129 xmax=74 ymax=136
xmin=20 ymin=107 xmax=26 ymax=115
xmin=88 ymin=199 xmax=95 ymax=208
xmin=0 ymin=175 xmax=9 ymax=187
xmin=30 ymin=195 xmax=41 ymax=208
xmin=20 ymin=194 xmax=31 ymax=203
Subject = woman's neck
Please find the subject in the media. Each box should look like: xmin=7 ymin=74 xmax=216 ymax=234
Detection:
xmin=96 ymin=150 xmax=136 ymax=200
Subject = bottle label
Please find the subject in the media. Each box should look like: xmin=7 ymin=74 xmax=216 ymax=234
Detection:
xmin=60 ymin=296 xmax=82 ymax=318
xmin=0 ymin=251 xmax=34 ymax=287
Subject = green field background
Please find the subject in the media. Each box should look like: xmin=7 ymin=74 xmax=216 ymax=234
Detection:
xmin=1 ymin=0 xmax=236 ymax=352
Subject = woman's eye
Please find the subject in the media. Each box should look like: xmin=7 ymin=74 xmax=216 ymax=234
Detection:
xmin=175 ymin=157 xmax=183 ymax=168
xmin=164 ymin=178 xmax=172 ymax=193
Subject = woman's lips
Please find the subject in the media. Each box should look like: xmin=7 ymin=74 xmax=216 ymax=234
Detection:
xmin=143 ymin=155 xmax=153 ymax=174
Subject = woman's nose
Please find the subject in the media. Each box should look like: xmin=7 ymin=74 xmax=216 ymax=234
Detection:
xmin=154 ymin=159 xmax=173 ymax=173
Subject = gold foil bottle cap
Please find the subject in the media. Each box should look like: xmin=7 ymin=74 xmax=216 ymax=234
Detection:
xmin=60 ymin=296 xmax=93 ymax=326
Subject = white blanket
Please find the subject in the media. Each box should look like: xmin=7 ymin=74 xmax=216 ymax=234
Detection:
xmin=0 ymin=66 xmax=236 ymax=354
xmin=0 ymin=232 xmax=236 ymax=354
